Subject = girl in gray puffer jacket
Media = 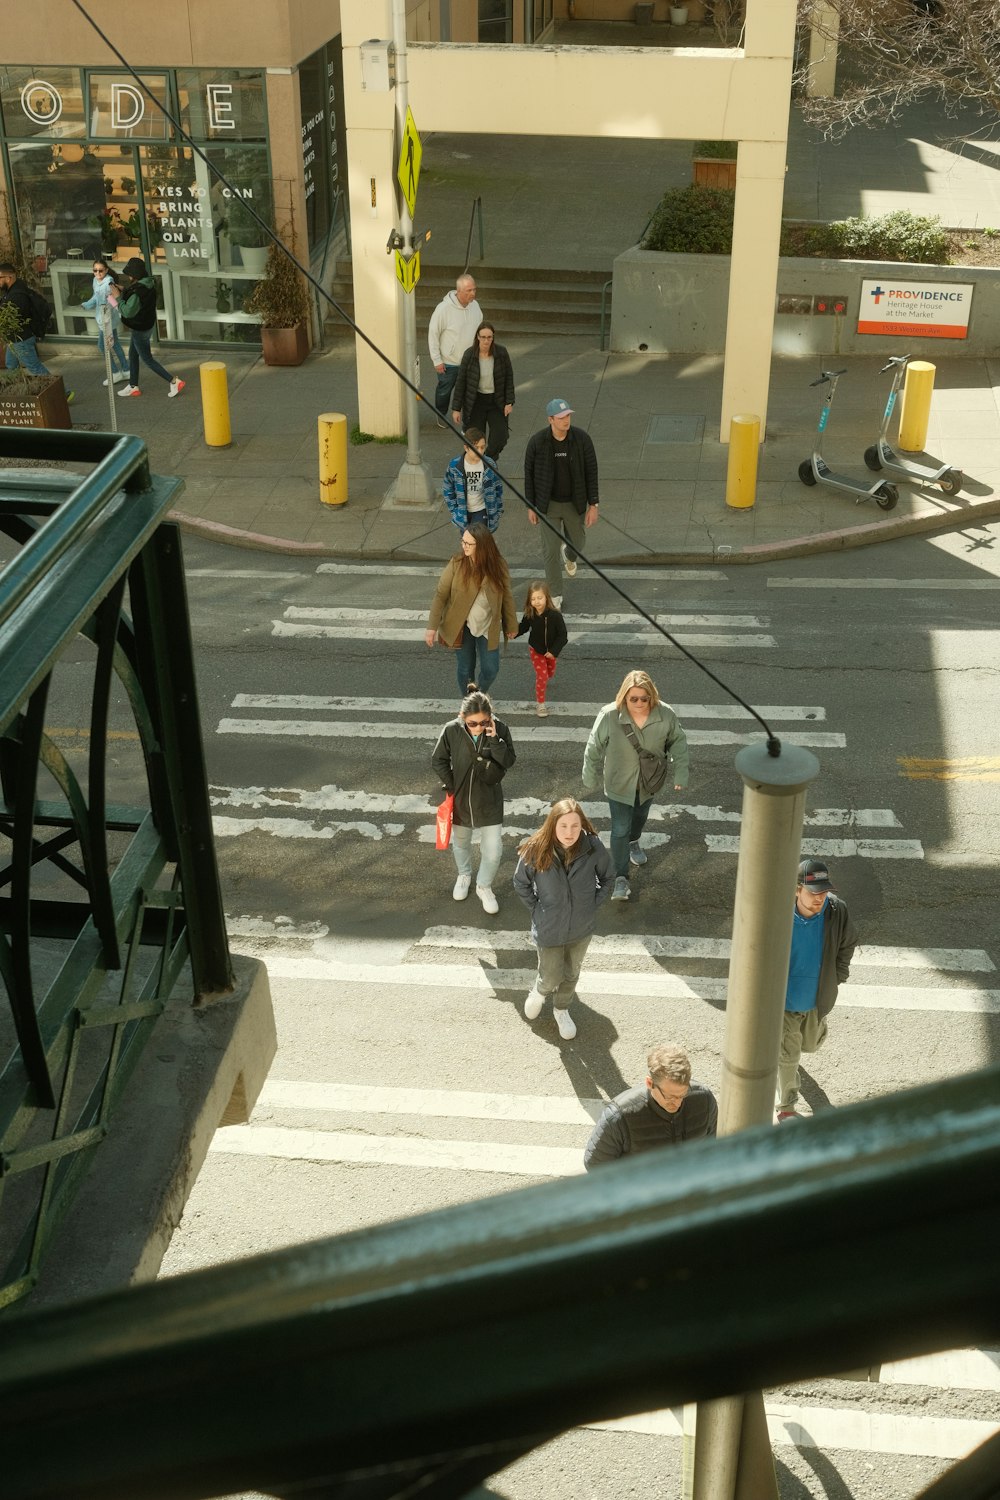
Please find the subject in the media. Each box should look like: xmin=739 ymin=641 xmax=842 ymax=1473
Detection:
xmin=512 ymin=797 xmax=613 ymax=1041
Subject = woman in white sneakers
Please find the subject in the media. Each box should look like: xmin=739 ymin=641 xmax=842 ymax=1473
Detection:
xmin=431 ymin=690 xmax=515 ymax=916
xmin=513 ymin=797 xmax=613 ymax=1040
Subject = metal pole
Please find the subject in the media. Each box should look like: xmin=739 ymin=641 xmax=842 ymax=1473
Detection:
xmin=691 ymin=740 xmax=820 ymax=1500
xmin=101 ymin=303 xmax=118 ymax=434
xmin=388 ymin=0 xmax=434 ymax=505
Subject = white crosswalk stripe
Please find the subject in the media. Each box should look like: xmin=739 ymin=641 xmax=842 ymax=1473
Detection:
xmin=217 ymin=716 xmax=846 ymax=747
xmin=274 ymin=622 xmax=777 ymax=648
xmin=316 ymin=562 xmax=729 ymax=582
xmin=768 ymin=576 xmax=1000 ymax=591
xmin=209 ymin=783 xmax=917 ymax=859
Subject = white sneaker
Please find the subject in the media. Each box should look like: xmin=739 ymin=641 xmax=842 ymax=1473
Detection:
xmin=476 ymin=885 xmax=499 ymax=914
xmin=536 ymin=703 xmax=548 ymax=717
xmin=452 ymin=873 xmax=471 ymax=901
xmin=117 ymin=384 xmax=141 ymax=397
xmin=629 ymin=841 xmax=647 ymax=866
xmin=113 ymin=371 xmax=129 ymax=383
xmin=556 ymin=1008 xmax=577 ymax=1040
xmin=552 ymin=595 xmax=563 ymax=609
xmin=611 ymin=876 xmax=631 ymax=901
xmin=168 ymin=377 xmax=186 ymax=398
xmin=524 ymin=989 xmax=545 ymax=1021
xmin=562 ymin=545 xmax=578 ymax=578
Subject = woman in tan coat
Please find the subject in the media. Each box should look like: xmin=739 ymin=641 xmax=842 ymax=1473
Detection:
xmin=425 ymin=522 xmax=518 ymax=698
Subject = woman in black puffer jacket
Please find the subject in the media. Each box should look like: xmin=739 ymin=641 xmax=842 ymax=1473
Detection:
xmin=431 ymin=690 xmax=515 ymax=916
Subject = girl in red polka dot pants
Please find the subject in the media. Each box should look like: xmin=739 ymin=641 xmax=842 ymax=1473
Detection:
xmin=514 ymin=581 xmax=568 ymax=717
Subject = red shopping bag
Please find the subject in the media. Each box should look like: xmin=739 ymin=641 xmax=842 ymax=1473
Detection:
xmin=435 ymin=793 xmax=454 ymax=850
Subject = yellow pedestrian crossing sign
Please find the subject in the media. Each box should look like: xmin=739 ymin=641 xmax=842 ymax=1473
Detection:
xmin=395 ymin=248 xmax=421 ymax=295
xmin=397 ymin=106 xmax=422 ymax=218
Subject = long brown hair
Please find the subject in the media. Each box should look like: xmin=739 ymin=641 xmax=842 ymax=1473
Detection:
xmin=456 ymin=521 xmax=510 ymax=596
xmin=523 ymin=579 xmax=555 ymax=616
xmin=518 ymin=797 xmax=597 ymax=872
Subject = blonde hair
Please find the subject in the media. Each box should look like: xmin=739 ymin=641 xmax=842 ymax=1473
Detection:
xmin=614 ymin=670 xmax=661 ymax=712
xmin=517 ymin=797 xmax=597 ymax=872
xmin=647 ymin=1044 xmax=691 ymax=1087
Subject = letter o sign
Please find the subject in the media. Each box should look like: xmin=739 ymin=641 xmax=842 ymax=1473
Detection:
xmin=21 ymin=79 xmax=63 ymax=127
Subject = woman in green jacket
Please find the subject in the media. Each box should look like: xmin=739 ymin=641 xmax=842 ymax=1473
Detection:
xmin=582 ymin=669 xmax=689 ymax=903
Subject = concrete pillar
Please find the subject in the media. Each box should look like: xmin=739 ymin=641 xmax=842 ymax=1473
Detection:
xmin=342 ymin=0 xmax=407 ymax=437
xmin=720 ymin=139 xmax=788 ymax=440
xmin=806 ymin=4 xmax=840 ymax=99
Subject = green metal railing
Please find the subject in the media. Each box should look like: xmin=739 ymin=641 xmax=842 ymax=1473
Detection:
xmin=0 ymin=428 xmax=232 ymax=1309
xmin=1 ymin=1064 xmax=998 ymax=1499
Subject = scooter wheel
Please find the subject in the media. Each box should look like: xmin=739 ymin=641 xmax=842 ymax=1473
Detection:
xmin=875 ymin=483 xmax=899 ymax=511
xmin=798 ymin=460 xmax=817 ymax=487
xmin=863 ymin=445 xmax=882 ymax=472
xmin=938 ymin=469 xmax=963 ymax=495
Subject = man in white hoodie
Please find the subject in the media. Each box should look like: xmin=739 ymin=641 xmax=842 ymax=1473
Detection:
xmin=428 ymin=273 xmax=482 ymax=423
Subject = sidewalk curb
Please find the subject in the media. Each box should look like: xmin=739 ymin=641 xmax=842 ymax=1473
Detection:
xmin=171 ymin=493 xmax=1000 ymax=564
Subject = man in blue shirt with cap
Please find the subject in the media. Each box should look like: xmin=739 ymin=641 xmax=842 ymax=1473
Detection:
xmin=777 ymin=858 xmax=857 ymax=1121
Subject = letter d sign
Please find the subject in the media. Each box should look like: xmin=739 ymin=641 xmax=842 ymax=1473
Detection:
xmin=111 ymin=83 xmax=145 ymax=129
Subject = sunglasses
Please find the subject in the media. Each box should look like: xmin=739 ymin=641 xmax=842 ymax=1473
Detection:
xmin=465 ymin=717 xmax=491 ymax=729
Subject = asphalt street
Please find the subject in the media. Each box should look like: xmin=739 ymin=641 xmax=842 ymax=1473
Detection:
xmin=141 ymin=520 xmax=1000 ymax=1500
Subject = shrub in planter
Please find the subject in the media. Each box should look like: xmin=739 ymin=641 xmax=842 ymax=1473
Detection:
xmin=243 ymin=239 xmax=312 ymax=367
xmin=642 ymin=185 xmax=735 ymax=254
xmin=825 ymin=209 xmax=949 ymax=264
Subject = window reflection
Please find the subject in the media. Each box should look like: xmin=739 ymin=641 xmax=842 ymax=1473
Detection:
xmin=0 ymin=67 xmax=85 ymax=139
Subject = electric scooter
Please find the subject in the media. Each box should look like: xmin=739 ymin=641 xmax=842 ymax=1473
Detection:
xmin=863 ymin=355 xmax=963 ymax=495
xmin=798 ymin=369 xmax=898 ymax=511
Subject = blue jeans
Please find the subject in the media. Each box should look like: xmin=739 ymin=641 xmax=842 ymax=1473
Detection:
xmin=607 ymin=792 xmax=653 ymax=877
xmin=99 ymin=328 xmax=128 ymax=374
xmin=451 ymin=822 xmax=503 ymax=889
xmin=434 ymin=363 xmax=459 ymax=416
xmin=128 ymin=327 xmax=173 ymax=387
xmin=455 ymin=628 xmax=500 ymax=697
xmin=5 ymin=336 xmax=49 ymax=376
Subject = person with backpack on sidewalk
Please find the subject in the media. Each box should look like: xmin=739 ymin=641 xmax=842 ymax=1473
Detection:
xmin=116 ymin=258 xmax=184 ymax=399
xmin=0 ymin=264 xmax=73 ymax=401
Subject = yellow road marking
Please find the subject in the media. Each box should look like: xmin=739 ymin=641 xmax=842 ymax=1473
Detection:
xmin=899 ymin=756 xmax=1000 ymax=781
xmin=46 ymin=728 xmax=141 ymax=742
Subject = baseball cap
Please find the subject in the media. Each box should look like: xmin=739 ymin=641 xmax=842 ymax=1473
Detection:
xmin=546 ymin=398 xmax=573 ymax=418
xmin=798 ymin=858 xmax=833 ymax=892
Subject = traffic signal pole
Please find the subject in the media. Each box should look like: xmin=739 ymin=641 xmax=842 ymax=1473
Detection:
xmin=388 ymin=0 xmax=433 ymax=505
xmin=690 ymin=740 xmax=820 ymax=1500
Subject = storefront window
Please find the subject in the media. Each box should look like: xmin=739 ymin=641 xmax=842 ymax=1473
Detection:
xmin=7 ymin=141 xmax=108 ymax=264
xmin=87 ymin=73 xmax=172 ymax=141
xmin=176 ymin=69 xmax=267 ymax=142
xmin=299 ymin=50 xmax=329 ymax=252
xmin=0 ymin=67 xmax=85 ymax=139
xmin=479 ymin=0 xmax=513 ymax=41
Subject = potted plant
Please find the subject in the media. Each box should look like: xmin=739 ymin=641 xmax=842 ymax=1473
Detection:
xmin=230 ymin=226 xmax=270 ymax=273
xmin=692 ymin=139 xmax=738 ymax=189
xmin=243 ymin=238 xmax=311 ymax=366
xmin=0 ymin=299 xmax=72 ymax=428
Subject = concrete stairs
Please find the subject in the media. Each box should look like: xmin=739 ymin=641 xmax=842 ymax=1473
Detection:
xmin=323 ymin=261 xmax=611 ymax=341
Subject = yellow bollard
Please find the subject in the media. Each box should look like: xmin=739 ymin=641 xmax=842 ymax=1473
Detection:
xmin=898 ymin=360 xmax=935 ymax=452
xmin=199 ymin=361 xmax=231 ymax=448
xmin=318 ymin=412 xmax=348 ymax=506
xmin=725 ymin=413 xmax=760 ymax=509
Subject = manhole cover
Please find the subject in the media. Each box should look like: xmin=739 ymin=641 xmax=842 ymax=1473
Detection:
xmin=646 ymin=414 xmax=705 ymax=444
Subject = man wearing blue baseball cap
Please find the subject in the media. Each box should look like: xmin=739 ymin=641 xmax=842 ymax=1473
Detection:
xmin=776 ymin=858 xmax=857 ymax=1122
xmin=523 ymin=397 xmax=599 ymax=606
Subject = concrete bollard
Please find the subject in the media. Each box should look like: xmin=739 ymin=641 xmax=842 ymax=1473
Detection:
xmin=898 ymin=360 xmax=935 ymax=453
xmin=319 ymin=412 xmax=348 ymax=506
xmin=199 ymin=362 xmax=231 ymax=448
xmin=725 ymin=413 xmax=760 ymax=509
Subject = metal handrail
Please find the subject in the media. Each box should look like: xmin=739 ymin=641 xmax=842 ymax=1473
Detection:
xmin=2 ymin=1065 xmax=998 ymax=1498
xmin=599 ymin=276 xmax=613 ymax=351
xmin=462 ymin=194 xmax=484 ymax=272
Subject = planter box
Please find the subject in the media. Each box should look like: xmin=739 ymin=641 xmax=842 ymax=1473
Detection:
xmin=0 ymin=373 xmax=73 ymax=429
xmin=260 ymin=322 xmax=310 ymax=367
xmin=611 ymin=247 xmax=1000 ymax=357
xmin=692 ymin=157 xmax=737 ymax=189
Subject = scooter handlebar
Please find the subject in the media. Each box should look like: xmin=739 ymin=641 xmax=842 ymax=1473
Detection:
xmin=809 ymin=368 xmax=848 ymax=386
xmin=879 ymin=356 xmax=908 ymax=373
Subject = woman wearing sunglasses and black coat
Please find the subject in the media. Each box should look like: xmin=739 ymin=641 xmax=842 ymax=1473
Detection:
xmin=431 ymin=690 xmax=516 ymax=916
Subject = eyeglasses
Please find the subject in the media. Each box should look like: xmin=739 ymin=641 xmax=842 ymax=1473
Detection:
xmin=93 ymin=266 xmax=106 ymax=273
xmin=627 ymin=693 xmax=650 ymax=703
xmin=465 ymin=717 xmax=491 ymax=729
xmin=461 ymin=539 xmax=476 ymax=550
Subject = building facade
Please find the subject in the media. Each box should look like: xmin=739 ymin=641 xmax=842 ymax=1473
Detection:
xmin=0 ymin=3 xmax=349 ymax=347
